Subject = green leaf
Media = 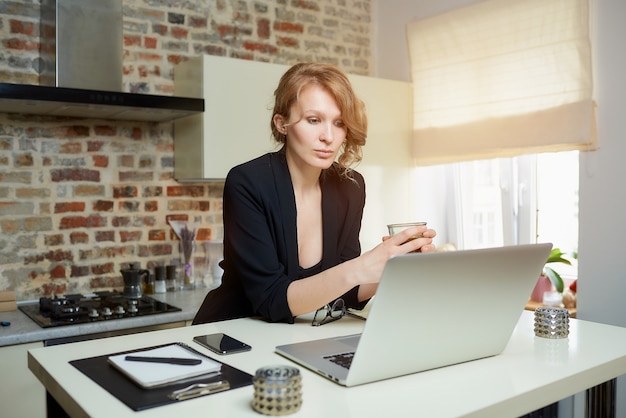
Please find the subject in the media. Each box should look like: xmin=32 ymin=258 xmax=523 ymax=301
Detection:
xmin=543 ymin=266 xmax=564 ymax=293
xmin=546 ymin=248 xmax=572 ymax=265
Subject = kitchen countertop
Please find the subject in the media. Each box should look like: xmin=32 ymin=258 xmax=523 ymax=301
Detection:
xmin=0 ymin=288 xmax=210 ymax=347
xmin=29 ymin=311 xmax=626 ymax=417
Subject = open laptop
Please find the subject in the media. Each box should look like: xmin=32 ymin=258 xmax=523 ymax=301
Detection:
xmin=275 ymin=243 xmax=552 ymax=387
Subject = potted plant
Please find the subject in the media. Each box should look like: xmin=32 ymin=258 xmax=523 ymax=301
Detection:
xmin=530 ymin=248 xmax=576 ymax=302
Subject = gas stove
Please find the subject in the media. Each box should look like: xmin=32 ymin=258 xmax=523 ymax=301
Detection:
xmin=19 ymin=291 xmax=181 ymax=328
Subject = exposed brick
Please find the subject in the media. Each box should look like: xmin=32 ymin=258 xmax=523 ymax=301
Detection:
xmin=75 ymin=185 xmax=105 ymax=196
xmin=0 ymin=219 xmax=19 ymax=233
xmin=50 ymin=265 xmax=66 ymax=279
xmin=16 ymin=188 xmax=50 ymax=198
xmin=152 ymin=23 xmax=168 ymax=36
xmin=189 ymin=16 xmax=207 ymax=28
xmin=24 ymin=216 xmax=53 ymax=231
xmin=277 ymin=37 xmax=299 ymax=48
xmin=54 ymin=202 xmax=85 ymax=213
xmin=60 ymin=142 xmax=83 ymax=153
xmin=51 ymin=168 xmax=100 ymax=182
xmin=171 ymin=27 xmax=189 ymax=39
xmin=95 ymin=230 xmax=115 ymax=242
xmin=197 ymin=228 xmax=212 ymax=240
xmin=3 ymin=38 xmax=39 ymax=51
xmin=112 ymin=216 xmax=131 ymax=227
xmin=292 ymin=0 xmax=320 ymax=11
xmin=71 ymin=265 xmax=90 ymax=277
xmin=144 ymin=36 xmax=158 ymax=49
xmin=113 ymin=186 xmax=138 ymax=198
xmin=44 ymin=234 xmax=64 ymax=246
xmin=59 ymin=215 xmax=107 ymax=230
xmin=167 ymin=185 xmax=205 ymax=197
xmin=9 ymin=19 xmax=36 ymax=36
xmin=148 ymin=243 xmax=173 ymax=256
xmin=90 ymin=275 xmax=121 ymax=288
xmin=149 ymin=230 xmax=166 ymax=241
xmin=124 ymin=35 xmax=142 ymax=47
xmin=0 ymin=171 xmax=32 ymax=183
xmin=120 ymin=230 xmax=142 ymax=242
xmin=257 ymin=18 xmax=270 ymax=39
xmin=70 ymin=231 xmax=89 ymax=244
xmin=37 ymin=249 xmax=73 ymax=263
xmin=119 ymin=171 xmax=153 ymax=182
xmin=119 ymin=201 xmax=140 ymax=212
xmin=91 ymin=263 xmax=114 ymax=275
xmin=94 ymin=126 xmax=116 ymax=136
xmin=92 ymin=155 xmax=109 ymax=167
xmin=242 ymin=41 xmax=278 ymax=54
xmin=15 ymin=153 xmax=33 ymax=166
xmin=93 ymin=200 xmax=114 ymax=212
xmin=0 ymin=201 xmax=34 ymax=216
xmin=274 ymin=21 xmax=304 ymax=33
xmin=119 ymin=155 xmax=134 ymax=167
xmin=145 ymin=200 xmax=158 ymax=212
xmin=143 ymin=186 xmax=163 ymax=197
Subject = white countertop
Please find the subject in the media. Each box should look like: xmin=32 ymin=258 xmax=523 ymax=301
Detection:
xmin=0 ymin=288 xmax=210 ymax=346
xmin=28 ymin=310 xmax=626 ymax=418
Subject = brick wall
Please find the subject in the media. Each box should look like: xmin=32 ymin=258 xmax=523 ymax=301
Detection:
xmin=0 ymin=0 xmax=373 ymax=301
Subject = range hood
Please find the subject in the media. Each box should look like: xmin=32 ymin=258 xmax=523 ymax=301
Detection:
xmin=0 ymin=0 xmax=203 ymax=122
xmin=0 ymin=83 xmax=204 ymax=122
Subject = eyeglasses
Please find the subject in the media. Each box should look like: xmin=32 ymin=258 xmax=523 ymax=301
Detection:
xmin=311 ymin=298 xmax=367 ymax=326
xmin=312 ymin=298 xmax=346 ymax=327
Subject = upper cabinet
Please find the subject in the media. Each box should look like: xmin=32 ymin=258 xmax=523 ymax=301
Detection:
xmin=173 ymin=55 xmax=414 ymax=182
xmin=0 ymin=83 xmax=204 ymax=122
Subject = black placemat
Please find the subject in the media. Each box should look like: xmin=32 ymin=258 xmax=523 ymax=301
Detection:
xmin=70 ymin=342 xmax=253 ymax=411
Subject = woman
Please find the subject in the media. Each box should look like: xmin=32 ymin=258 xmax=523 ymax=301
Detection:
xmin=193 ymin=62 xmax=436 ymax=324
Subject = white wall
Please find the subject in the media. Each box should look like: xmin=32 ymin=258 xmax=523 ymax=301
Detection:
xmin=578 ymin=0 xmax=626 ymax=327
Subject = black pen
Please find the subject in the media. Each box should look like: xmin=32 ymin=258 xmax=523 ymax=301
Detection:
xmin=125 ymin=355 xmax=202 ymax=366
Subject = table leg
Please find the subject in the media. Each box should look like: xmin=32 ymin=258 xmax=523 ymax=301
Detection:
xmin=586 ymin=378 xmax=616 ymax=418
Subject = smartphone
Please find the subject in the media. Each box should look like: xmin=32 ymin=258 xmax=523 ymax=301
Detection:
xmin=193 ymin=333 xmax=252 ymax=355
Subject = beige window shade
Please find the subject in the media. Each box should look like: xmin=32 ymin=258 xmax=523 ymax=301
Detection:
xmin=407 ymin=0 xmax=596 ymax=166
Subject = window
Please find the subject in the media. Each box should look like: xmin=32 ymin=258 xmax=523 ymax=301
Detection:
xmin=452 ymin=151 xmax=579 ymax=279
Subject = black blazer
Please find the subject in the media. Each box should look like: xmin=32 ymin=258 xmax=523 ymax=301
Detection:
xmin=193 ymin=150 xmax=367 ymax=324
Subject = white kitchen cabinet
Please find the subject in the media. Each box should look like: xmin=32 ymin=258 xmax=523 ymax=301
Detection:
xmin=173 ymin=55 xmax=282 ymax=181
xmin=0 ymin=341 xmax=45 ymax=417
xmin=173 ymin=55 xmax=415 ymax=248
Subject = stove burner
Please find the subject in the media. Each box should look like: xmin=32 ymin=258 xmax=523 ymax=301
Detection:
xmin=19 ymin=291 xmax=181 ymax=328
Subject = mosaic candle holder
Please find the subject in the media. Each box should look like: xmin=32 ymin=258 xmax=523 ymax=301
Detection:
xmin=252 ymin=366 xmax=302 ymax=416
xmin=534 ymin=306 xmax=570 ymax=339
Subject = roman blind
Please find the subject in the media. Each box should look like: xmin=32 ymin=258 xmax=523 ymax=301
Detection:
xmin=407 ymin=0 xmax=595 ymax=166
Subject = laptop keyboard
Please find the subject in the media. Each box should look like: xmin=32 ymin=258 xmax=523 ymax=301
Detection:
xmin=323 ymin=352 xmax=355 ymax=369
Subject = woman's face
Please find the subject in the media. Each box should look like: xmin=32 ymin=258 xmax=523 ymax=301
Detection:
xmin=276 ymin=84 xmax=347 ymax=172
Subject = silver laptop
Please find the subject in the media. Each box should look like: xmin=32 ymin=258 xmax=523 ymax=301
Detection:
xmin=275 ymin=243 xmax=552 ymax=387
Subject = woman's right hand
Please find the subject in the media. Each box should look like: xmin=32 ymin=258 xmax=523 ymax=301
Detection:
xmin=355 ymin=225 xmax=437 ymax=287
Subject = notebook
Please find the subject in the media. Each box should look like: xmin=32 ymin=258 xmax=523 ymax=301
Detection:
xmin=275 ymin=243 xmax=552 ymax=387
xmin=107 ymin=342 xmax=221 ymax=388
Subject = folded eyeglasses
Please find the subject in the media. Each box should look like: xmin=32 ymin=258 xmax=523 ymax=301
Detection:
xmin=311 ymin=298 xmax=366 ymax=326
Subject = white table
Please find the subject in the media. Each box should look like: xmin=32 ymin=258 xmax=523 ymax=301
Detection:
xmin=28 ymin=311 xmax=626 ymax=417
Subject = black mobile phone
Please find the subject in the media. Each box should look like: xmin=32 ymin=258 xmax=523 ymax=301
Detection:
xmin=193 ymin=333 xmax=252 ymax=355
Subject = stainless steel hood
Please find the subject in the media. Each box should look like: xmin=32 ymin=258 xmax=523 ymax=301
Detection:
xmin=0 ymin=83 xmax=204 ymax=122
xmin=0 ymin=0 xmax=204 ymax=122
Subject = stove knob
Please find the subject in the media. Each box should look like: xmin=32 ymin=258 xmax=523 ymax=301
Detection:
xmin=88 ymin=309 xmax=99 ymax=318
xmin=102 ymin=307 xmax=112 ymax=316
xmin=128 ymin=304 xmax=138 ymax=313
xmin=114 ymin=305 xmax=125 ymax=315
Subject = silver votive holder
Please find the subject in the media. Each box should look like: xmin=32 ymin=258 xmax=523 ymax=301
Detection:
xmin=252 ymin=365 xmax=302 ymax=416
xmin=534 ymin=306 xmax=569 ymax=339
